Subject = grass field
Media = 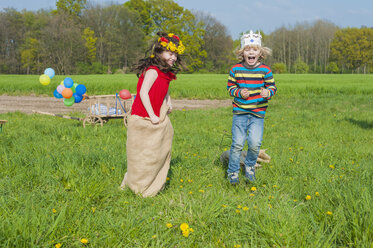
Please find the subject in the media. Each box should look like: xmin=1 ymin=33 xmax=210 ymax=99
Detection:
xmin=1 ymin=74 xmax=373 ymax=247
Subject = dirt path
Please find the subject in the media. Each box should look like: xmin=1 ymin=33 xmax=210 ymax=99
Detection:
xmin=0 ymin=95 xmax=231 ymax=114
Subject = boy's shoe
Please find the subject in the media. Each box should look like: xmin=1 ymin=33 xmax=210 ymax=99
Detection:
xmin=244 ymin=166 xmax=256 ymax=182
xmin=228 ymin=172 xmax=239 ymax=185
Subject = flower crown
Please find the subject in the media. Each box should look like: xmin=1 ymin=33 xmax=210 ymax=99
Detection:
xmin=157 ymin=33 xmax=185 ymax=55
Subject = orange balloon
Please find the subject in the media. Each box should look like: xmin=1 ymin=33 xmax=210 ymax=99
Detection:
xmin=61 ymin=88 xmax=73 ymax=99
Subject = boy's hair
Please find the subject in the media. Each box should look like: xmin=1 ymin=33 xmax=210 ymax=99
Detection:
xmin=132 ymin=31 xmax=185 ymax=77
xmin=235 ymin=45 xmax=272 ymax=62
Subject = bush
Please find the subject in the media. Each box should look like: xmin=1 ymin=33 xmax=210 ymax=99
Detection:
xmin=294 ymin=58 xmax=309 ymax=74
xmin=76 ymin=62 xmax=108 ymax=74
xmin=272 ymin=63 xmax=287 ymax=74
xmin=327 ymin=62 xmax=339 ymax=74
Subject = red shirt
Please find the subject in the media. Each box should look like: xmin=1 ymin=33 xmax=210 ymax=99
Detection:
xmin=131 ymin=66 xmax=176 ymax=118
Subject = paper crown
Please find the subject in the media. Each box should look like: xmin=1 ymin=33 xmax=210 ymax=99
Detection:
xmin=240 ymin=30 xmax=262 ymax=49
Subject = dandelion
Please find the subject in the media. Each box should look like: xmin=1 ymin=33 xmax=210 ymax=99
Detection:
xmin=55 ymin=243 xmax=62 ymax=248
xmin=235 ymin=209 xmax=241 ymax=214
xmin=268 ymin=195 xmax=274 ymax=200
xmin=268 ymin=204 xmax=272 ymax=208
xmin=293 ymin=199 xmax=297 ymax=202
xmin=80 ymin=238 xmax=88 ymax=244
xmin=180 ymin=179 xmax=184 ymax=182
xmin=166 ymin=223 xmax=173 ymax=228
xmin=300 ymin=147 xmax=304 ymax=151
xmin=52 ymin=209 xmax=57 ymax=213
xmin=326 ymin=211 xmax=333 ymax=215
xmin=188 ymin=191 xmax=193 ymax=195
xmin=91 ymin=207 xmax=96 ymax=213
xmin=273 ymin=185 xmax=278 ymax=188
xmin=234 ymin=245 xmax=241 ymax=248
xmin=253 ymin=205 xmax=257 ymax=209
xmin=243 ymin=206 xmax=249 ymax=211
xmin=198 ymin=189 xmax=205 ymax=193
xmin=249 ymin=193 xmax=255 ymax=197
xmin=180 ymin=223 xmax=189 ymax=231
xmin=251 ymin=186 xmax=257 ymax=191
xmin=305 ymin=195 xmax=312 ymax=200
xmin=289 ymin=158 xmax=294 ymax=162
xmin=188 ymin=179 xmax=193 ymax=183
xmin=152 ymin=235 xmax=157 ymax=239
xmin=237 ymin=205 xmax=242 ymax=209
xmin=189 ymin=228 xmax=194 ymax=233
xmin=315 ymin=192 xmax=320 ymax=197
xmin=180 ymin=185 xmax=183 ymax=188
xmin=222 ymin=204 xmax=227 ymax=208
xmin=182 ymin=229 xmax=190 ymax=237
xmin=166 ymin=177 xmax=170 ymax=181
xmin=329 ymin=165 xmax=335 ymax=169
xmin=208 ymin=184 xmax=212 ymax=187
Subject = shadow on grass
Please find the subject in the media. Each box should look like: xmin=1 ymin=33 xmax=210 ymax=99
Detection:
xmin=345 ymin=118 xmax=373 ymax=129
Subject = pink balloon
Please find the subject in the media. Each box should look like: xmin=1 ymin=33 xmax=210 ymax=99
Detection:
xmin=57 ymin=85 xmax=65 ymax=94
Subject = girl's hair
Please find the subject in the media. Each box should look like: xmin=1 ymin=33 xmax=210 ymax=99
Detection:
xmin=235 ymin=44 xmax=272 ymax=62
xmin=132 ymin=31 xmax=185 ymax=77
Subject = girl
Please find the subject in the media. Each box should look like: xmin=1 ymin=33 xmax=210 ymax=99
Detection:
xmin=120 ymin=32 xmax=185 ymax=197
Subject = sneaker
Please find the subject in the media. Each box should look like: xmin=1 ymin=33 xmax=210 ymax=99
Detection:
xmin=228 ymin=172 xmax=239 ymax=185
xmin=244 ymin=166 xmax=256 ymax=182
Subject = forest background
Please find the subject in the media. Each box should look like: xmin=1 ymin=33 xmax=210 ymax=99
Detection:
xmin=1 ymin=0 xmax=372 ymax=75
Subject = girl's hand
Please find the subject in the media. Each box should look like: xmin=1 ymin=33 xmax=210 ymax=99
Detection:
xmin=260 ymin=87 xmax=270 ymax=98
xmin=167 ymin=105 xmax=173 ymax=114
xmin=150 ymin=115 xmax=160 ymax=124
xmin=241 ymin=88 xmax=250 ymax=99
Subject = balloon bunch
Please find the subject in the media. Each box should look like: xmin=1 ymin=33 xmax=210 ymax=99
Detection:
xmin=53 ymin=78 xmax=87 ymax=107
xmin=39 ymin=68 xmax=55 ymax=86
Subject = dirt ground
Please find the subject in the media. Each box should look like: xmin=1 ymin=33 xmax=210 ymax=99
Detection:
xmin=0 ymin=95 xmax=231 ymax=114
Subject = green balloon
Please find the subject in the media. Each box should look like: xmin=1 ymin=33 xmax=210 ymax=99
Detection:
xmin=63 ymin=96 xmax=75 ymax=106
xmin=72 ymin=83 xmax=78 ymax=93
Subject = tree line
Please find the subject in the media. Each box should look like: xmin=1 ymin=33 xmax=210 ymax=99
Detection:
xmin=0 ymin=0 xmax=372 ymax=75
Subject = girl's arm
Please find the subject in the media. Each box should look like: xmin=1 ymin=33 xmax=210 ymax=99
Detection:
xmin=139 ymin=69 xmax=159 ymax=124
xmin=165 ymin=89 xmax=172 ymax=113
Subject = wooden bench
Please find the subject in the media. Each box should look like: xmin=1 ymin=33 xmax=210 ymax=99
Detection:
xmin=0 ymin=120 xmax=7 ymax=133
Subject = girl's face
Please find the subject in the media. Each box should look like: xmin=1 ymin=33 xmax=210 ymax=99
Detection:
xmin=160 ymin=50 xmax=178 ymax=67
xmin=243 ymin=47 xmax=261 ymax=67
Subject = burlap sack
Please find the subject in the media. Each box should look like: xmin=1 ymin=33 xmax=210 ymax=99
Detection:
xmin=120 ymin=101 xmax=173 ymax=197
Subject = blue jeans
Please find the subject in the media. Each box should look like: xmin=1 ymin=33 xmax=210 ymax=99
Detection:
xmin=228 ymin=114 xmax=264 ymax=174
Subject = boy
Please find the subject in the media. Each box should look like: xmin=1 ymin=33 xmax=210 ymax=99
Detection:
xmin=227 ymin=30 xmax=277 ymax=184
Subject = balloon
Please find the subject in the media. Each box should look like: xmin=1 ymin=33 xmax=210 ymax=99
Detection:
xmin=53 ymin=89 xmax=63 ymax=99
xmin=72 ymin=83 xmax=78 ymax=93
xmin=75 ymin=84 xmax=87 ymax=96
xmin=39 ymin=74 xmax=51 ymax=86
xmin=119 ymin=89 xmax=131 ymax=100
xmin=61 ymin=88 xmax=73 ymax=99
xmin=63 ymin=77 xmax=74 ymax=88
xmin=73 ymin=93 xmax=83 ymax=103
xmin=56 ymin=85 xmax=65 ymax=94
xmin=60 ymin=81 xmax=64 ymax=85
xmin=44 ymin=68 xmax=55 ymax=79
xmin=63 ymin=96 xmax=75 ymax=106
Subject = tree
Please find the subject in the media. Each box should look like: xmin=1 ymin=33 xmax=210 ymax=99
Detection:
xmin=20 ymin=38 xmax=40 ymax=74
xmin=326 ymin=62 xmax=339 ymax=74
xmin=56 ymin=0 xmax=87 ymax=17
xmin=81 ymin=27 xmax=97 ymax=63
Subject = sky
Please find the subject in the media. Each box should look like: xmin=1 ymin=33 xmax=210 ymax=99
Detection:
xmin=1 ymin=0 xmax=372 ymax=39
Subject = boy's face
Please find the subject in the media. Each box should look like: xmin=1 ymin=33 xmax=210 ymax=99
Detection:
xmin=243 ymin=46 xmax=261 ymax=67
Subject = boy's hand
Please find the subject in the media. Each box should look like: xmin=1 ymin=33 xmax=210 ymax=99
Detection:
xmin=260 ymin=87 xmax=270 ymax=98
xmin=241 ymin=88 xmax=250 ymax=99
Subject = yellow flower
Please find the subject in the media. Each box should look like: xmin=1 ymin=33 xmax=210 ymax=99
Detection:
xmin=160 ymin=41 xmax=168 ymax=47
xmin=188 ymin=191 xmax=193 ymax=194
xmin=273 ymin=185 xmax=278 ymax=188
xmin=168 ymin=33 xmax=174 ymax=37
xmin=251 ymin=186 xmax=257 ymax=191
xmin=166 ymin=223 xmax=173 ymax=228
xmin=180 ymin=223 xmax=189 ymax=231
xmin=52 ymin=209 xmax=57 ymax=213
xmin=253 ymin=205 xmax=257 ymax=209
xmin=55 ymin=243 xmax=62 ymax=248
xmin=326 ymin=211 xmax=333 ymax=215
xmin=305 ymin=195 xmax=312 ymax=200
xmin=152 ymin=235 xmax=157 ymax=239
xmin=188 ymin=179 xmax=193 ymax=183
xmin=234 ymin=245 xmax=241 ymax=248
xmin=80 ymin=238 xmax=88 ymax=244
xmin=150 ymin=54 xmax=155 ymax=58
xmin=91 ymin=207 xmax=96 ymax=213
xmin=166 ymin=177 xmax=170 ymax=181
xmin=180 ymin=179 xmax=184 ymax=183
xmin=208 ymin=184 xmax=212 ymax=187
xmin=235 ymin=209 xmax=241 ymax=214
xmin=293 ymin=199 xmax=297 ymax=202
xmin=222 ymin=204 xmax=227 ymax=208
xmin=243 ymin=206 xmax=249 ymax=211
xmin=237 ymin=205 xmax=242 ymax=209
xmin=249 ymin=193 xmax=255 ymax=197
xmin=315 ymin=192 xmax=320 ymax=196
xmin=182 ymin=229 xmax=190 ymax=237
xmin=289 ymin=158 xmax=294 ymax=162
xmin=198 ymin=189 xmax=204 ymax=193
xmin=329 ymin=165 xmax=335 ymax=169
xmin=189 ymin=228 xmax=194 ymax=233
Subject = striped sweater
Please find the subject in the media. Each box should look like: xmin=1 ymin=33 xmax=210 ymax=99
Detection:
xmin=227 ymin=63 xmax=277 ymax=118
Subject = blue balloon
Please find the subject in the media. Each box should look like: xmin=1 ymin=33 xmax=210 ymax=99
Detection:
xmin=63 ymin=77 xmax=74 ymax=88
xmin=44 ymin=68 xmax=55 ymax=79
xmin=75 ymin=84 xmax=87 ymax=96
xmin=73 ymin=93 xmax=83 ymax=103
xmin=53 ymin=89 xmax=63 ymax=99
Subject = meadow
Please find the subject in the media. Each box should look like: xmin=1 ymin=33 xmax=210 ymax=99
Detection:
xmin=0 ymin=74 xmax=373 ymax=247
